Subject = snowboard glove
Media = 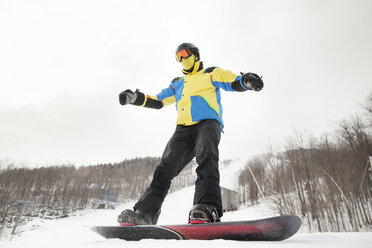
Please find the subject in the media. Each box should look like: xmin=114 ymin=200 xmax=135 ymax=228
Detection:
xmin=241 ymin=72 xmax=264 ymax=91
xmin=119 ymin=89 xmax=145 ymax=106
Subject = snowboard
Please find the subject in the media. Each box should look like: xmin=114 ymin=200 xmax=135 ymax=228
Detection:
xmin=91 ymin=215 xmax=301 ymax=241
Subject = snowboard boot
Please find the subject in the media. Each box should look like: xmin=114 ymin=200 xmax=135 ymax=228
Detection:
xmin=188 ymin=204 xmax=220 ymax=224
xmin=117 ymin=209 xmax=160 ymax=226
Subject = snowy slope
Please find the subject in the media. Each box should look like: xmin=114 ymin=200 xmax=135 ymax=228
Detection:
xmin=1 ymin=160 xmax=371 ymax=247
xmin=1 ymin=186 xmax=371 ymax=248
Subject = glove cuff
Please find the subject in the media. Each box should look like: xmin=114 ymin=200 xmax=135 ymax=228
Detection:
xmin=231 ymin=76 xmax=249 ymax=92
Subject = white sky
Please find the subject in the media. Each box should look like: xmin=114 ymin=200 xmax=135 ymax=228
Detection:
xmin=0 ymin=0 xmax=371 ymax=167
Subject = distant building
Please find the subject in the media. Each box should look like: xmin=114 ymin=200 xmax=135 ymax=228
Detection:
xmin=98 ymin=189 xmax=117 ymax=209
xmin=221 ymin=187 xmax=239 ymax=212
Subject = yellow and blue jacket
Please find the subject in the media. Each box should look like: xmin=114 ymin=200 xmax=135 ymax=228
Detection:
xmin=133 ymin=63 xmax=249 ymax=130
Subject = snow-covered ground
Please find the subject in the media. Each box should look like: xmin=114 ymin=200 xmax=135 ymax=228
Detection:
xmin=1 ymin=186 xmax=371 ymax=248
xmin=1 ymin=162 xmax=371 ymax=247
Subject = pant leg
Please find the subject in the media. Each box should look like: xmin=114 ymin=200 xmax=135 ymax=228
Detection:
xmin=134 ymin=125 xmax=195 ymax=216
xmin=193 ymin=120 xmax=223 ymax=217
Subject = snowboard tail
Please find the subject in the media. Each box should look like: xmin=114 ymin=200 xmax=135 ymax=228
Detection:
xmin=92 ymin=215 xmax=301 ymax=241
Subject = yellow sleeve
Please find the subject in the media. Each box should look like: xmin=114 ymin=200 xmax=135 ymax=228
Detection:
xmin=211 ymin=68 xmax=239 ymax=83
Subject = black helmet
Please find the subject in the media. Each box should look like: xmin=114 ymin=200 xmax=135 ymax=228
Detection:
xmin=176 ymin=43 xmax=200 ymax=61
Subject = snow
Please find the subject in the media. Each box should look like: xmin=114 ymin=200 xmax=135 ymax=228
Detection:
xmin=219 ymin=159 xmax=243 ymax=191
xmin=1 ymin=185 xmax=371 ymax=248
xmin=1 ymin=161 xmax=371 ymax=247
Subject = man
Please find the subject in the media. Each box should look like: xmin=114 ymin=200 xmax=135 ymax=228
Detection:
xmin=117 ymin=43 xmax=263 ymax=225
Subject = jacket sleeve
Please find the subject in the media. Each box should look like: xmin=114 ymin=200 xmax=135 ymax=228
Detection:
xmin=210 ymin=67 xmax=249 ymax=92
xmin=138 ymin=83 xmax=176 ymax=109
xmin=155 ymin=84 xmax=176 ymax=107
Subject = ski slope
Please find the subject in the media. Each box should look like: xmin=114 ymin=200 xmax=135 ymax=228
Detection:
xmin=1 ymin=185 xmax=371 ymax=248
xmin=1 ymin=162 xmax=371 ymax=247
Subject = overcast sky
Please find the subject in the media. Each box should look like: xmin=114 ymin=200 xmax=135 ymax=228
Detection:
xmin=0 ymin=0 xmax=371 ymax=167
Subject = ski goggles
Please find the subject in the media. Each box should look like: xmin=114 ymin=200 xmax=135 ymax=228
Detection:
xmin=176 ymin=49 xmax=192 ymax=62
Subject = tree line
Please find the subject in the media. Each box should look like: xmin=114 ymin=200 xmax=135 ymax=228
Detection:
xmin=238 ymin=93 xmax=372 ymax=232
xmin=0 ymin=157 xmax=195 ymax=236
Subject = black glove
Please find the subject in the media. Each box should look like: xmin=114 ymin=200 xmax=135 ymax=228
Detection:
xmin=241 ymin=73 xmax=264 ymax=91
xmin=119 ymin=89 xmax=137 ymax=105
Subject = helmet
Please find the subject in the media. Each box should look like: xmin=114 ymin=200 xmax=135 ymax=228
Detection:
xmin=175 ymin=43 xmax=200 ymax=62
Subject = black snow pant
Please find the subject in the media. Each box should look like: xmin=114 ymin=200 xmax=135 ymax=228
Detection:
xmin=133 ymin=119 xmax=222 ymax=220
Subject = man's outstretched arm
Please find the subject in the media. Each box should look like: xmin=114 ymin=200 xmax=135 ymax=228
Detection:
xmin=231 ymin=72 xmax=264 ymax=92
xmin=119 ymin=85 xmax=176 ymax=109
xmin=119 ymin=89 xmax=164 ymax=109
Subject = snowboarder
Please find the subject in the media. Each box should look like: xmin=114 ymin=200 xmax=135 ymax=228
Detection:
xmin=117 ymin=42 xmax=264 ymax=225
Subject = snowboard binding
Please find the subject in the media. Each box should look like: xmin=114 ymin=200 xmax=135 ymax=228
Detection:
xmin=118 ymin=209 xmax=159 ymax=226
xmin=188 ymin=204 xmax=220 ymax=224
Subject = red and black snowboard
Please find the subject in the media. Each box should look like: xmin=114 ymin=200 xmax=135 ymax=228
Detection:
xmin=91 ymin=215 xmax=301 ymax=241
